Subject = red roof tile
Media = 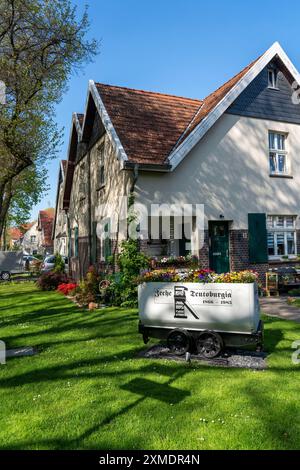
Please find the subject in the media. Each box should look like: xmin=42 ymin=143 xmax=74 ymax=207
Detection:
xmin=95 ymin=56 xmax=259 ymax=165
xmin=96 ymin=83 xmax=202 ymax=165
xmin=8 ymin=227 xmax=23 ymax=240
xmin=176 ymin=57 xmax=260 ymax=144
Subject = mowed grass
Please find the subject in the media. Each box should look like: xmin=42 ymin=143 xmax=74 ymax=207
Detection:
xmin=0 ymin=283 xmax=299 ymax=450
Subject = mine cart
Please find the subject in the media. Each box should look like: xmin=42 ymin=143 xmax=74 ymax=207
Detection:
xmin=138 ymin=282 xmax=263 ymax=358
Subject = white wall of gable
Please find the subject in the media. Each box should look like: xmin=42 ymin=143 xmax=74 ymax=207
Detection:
xmin=136 ymin=113 xmax=300 ymax=229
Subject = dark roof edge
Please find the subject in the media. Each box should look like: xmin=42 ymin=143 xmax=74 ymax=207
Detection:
xmin=123 ymin=161 xmax=172 ymax=172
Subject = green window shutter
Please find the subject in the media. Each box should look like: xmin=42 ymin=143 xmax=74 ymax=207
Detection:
xmin=91 ymin=221 xmax=97 ymax=264
xmin=248 ymin=213 xmax=268 ymax=263
xmin=74 ymin=227 xmax=79 ymax=258
xmin=104 ymin=221 xmax=111 ymax=262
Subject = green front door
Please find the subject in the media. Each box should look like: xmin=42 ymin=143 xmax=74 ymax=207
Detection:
xmin=209 ymin=221 xmax=230 ymax=274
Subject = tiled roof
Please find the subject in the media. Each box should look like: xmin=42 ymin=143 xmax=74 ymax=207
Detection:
xmin=96 ymin=83 xmax=202 ymax=165
xmin=8 ymin=227 xmax=23 ymax=240
xmin=95 ymin=56 xmax=259 ymax=165
xmin=175 ymin=57 xmax=260 ymax=145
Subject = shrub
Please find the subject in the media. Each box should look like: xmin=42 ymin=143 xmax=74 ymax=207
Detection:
xmin=57 ymin=283 xmax=77 ymax=296
xmin=109 ymin=240 xmax=150 ymax=307
xmin=287 ymin=288 xmax=300 ymax=296
xmin=36 ymin=272 xmax=69 ymax=291
xmin=53 ymin=253 xmax=65 ymax=273
xmin=31 ymin=259 xmax=43 ymax=275
xmin=74 ymin=280 xmax=97 ymax=306
xmin=72 ymin=266 xmax=100 ymax=306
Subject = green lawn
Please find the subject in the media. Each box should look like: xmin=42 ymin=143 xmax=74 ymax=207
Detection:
xmin=0 ymin=283 xmax=299 ymax=450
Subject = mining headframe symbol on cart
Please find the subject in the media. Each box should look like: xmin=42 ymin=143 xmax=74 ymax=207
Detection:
xmin=174 ymin=286 xmax=199 ymax=320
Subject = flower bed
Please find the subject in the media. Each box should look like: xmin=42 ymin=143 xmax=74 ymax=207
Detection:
xmin=151 ymin=255 xmax=199 ymax=268
xmin=57 ymin=283 xmax=77 ymax=296
xmin=138 ymin=269 xmax=259 ymax=284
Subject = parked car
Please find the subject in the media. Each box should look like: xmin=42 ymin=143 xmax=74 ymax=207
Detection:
xmin=23 ymin=255 xmax=40 ymax=268
xmin=41 ymin=255 xmax=69 ymax=273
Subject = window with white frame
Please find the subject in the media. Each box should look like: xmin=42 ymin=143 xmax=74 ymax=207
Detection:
xmin=269 ymin=132 xmax=289 ymax=175
xmin=267 ymin=215 xmax=297 ymax=257
xmin=268 ymin=69 xmax=278 ymax=89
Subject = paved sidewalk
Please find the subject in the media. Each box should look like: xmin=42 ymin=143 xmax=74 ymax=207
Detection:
xmin=260 ymin=297 xmax=300 ymax=323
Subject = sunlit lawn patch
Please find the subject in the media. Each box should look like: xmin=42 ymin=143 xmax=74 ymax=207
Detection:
xmin=0 ymin=283 xmax=299 ymax=450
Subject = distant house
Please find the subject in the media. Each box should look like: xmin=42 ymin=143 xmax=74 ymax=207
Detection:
xmin=21 ymin=209 xmax=54 ymax=255
xmin=21 ymin=221 xmax=40 ymax=255
xmin=54 ymin=42 xmax=300 ymax=280
xmin=7 ymin=227 xmax=23 ymax=250
xmin=37 ymin=209 xmax=55 ymax=255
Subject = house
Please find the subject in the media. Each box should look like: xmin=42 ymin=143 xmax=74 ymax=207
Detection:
xmin=21 ymin=221 xmax=40 ymax=255
xmin=6 ymin=227 xmax=23 ymax=250
xmin=37 ymin=209 xmax=54 ymax=255
xmin=54 ymin=42 xmax=300 ymax=280
xmin=53 ymin=160 xmax=68 ymax=256
xmin=21 ymin=209 xmax=54 ymax=255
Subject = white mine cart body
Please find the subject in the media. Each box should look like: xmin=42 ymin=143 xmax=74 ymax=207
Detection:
xmin=138 ymin=282 xmax=263 ymax=357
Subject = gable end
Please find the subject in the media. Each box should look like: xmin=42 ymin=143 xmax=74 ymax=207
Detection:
xmin=226 ymin=59 xmax=300 ymax=124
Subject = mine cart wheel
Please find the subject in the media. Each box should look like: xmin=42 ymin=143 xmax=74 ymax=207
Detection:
xmin=1 ymin=271 xmax=11 ymax=281
xmin=167 ymin=329 xmax=190 ymax=356
xmin=196 ymin=332 xmax=223 ymax=359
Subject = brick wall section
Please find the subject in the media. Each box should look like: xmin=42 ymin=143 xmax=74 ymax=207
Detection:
xmin=198 ymin=230 xmax=210 ymax=269
xmin=229 ymin=230 xmax=269 ymax=284
xmin=230 ymin=230 xmax=249 ymax=271
xmin=297 ymin=230 xmax=300 ymax=254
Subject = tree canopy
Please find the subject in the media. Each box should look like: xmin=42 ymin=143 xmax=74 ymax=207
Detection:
xmin=0 ymin=0 xmax=98 ymax=238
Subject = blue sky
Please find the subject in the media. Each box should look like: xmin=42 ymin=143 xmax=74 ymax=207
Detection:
xmin=31 ymin=0 xmax=300 ymax=219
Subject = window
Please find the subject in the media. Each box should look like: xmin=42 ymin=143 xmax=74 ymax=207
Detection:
xmin=30 ymin=235 xmax=36 ymax=243
xmin=97 ymin=144 xmax=105 ymax=188
xmin=267 ymin=215 xmax=297 ymax=257
xmin=268 ymin=69 xmax=278 ymax=89
xmin=269 ymin=132 xmax=289 ymax=175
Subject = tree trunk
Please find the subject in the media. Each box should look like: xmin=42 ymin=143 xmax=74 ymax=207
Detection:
xmin=0 ymin=180 xmax=13 ymax=242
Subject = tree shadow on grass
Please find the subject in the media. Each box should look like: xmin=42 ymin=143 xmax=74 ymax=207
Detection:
xmin=0 ymin=365 xmax=194 ymax=450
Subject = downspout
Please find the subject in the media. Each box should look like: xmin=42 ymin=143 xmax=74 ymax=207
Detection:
xmin=128 ymin=163 xmax=139 ymax=242
xmin=87 ymin=149 xmax=92 ymax=266
xmin=65 ymin=209 xmax=71 ymax=277
xmin=130 ymin=163 xmax=139 ymax=195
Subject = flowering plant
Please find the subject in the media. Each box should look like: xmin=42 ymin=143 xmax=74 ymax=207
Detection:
xmin=213 ymin=271 xmax=259 ymax=284
xmin=153 ymin=255 xmax=199 ymax=267
xmin=138 ymin=269 xmax=259 ymax=284
xmin=137 ymin=269 xmax=181 ymax=283
xmin=57 ymin=283 xmax=78 ymax=296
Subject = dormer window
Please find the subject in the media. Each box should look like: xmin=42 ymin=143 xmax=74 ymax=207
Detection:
xmin=268 ymin=68 xmax=278 ymax=89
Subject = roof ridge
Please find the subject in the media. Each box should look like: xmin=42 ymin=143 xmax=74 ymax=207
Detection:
xmin=95 ymin=82 xmax=203 ymax=103
xmin=203 ymin=56 xmax=261 ymax=102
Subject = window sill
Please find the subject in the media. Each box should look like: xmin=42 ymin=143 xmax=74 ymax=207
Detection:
xmin=269 ymin=173 xmax=293 ymax=179
xmin=269 ymin=257 xmax=299 ymax=264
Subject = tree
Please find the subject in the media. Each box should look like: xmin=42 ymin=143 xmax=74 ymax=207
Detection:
xmin=0 ymin=0 xmax=98 ymax=239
